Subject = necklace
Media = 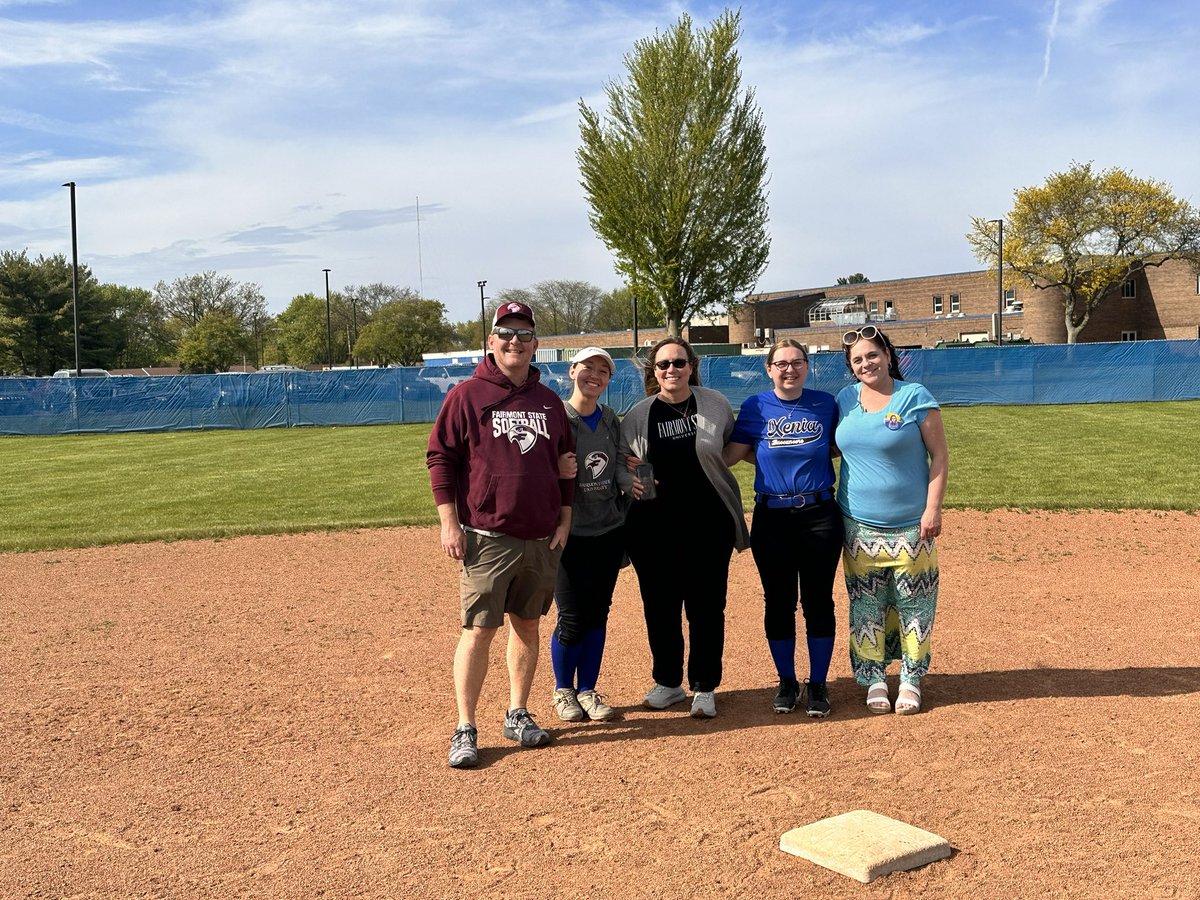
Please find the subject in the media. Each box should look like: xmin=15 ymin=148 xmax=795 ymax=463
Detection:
xmin=772 ymin=391 xmax=804 ymax=422
xmin=660 ymin=394 xmax=695 ymax=420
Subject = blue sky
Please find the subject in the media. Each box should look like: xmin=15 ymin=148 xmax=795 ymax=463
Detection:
xmin=2 ymin=0 xmax=1198 ymax=322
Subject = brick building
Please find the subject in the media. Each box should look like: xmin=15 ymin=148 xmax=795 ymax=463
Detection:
xmin=734 ymin=257 xmax=1200 ymax=349
xmin=530 ymin=257 xmax=1200 ymax=356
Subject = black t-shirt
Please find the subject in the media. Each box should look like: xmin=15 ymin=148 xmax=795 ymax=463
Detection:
xmin=630 ymin=395 xmax=725 ymax=524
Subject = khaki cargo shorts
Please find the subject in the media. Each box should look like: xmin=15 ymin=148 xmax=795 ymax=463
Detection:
xmin=460 ymin=531 xmax=562 ymax=628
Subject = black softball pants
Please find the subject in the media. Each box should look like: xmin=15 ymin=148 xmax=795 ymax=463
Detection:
xmin=750 ymin=499 xmax=843 ymax=640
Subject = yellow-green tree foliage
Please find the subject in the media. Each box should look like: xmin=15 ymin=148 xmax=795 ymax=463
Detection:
xmin=968 ymin=161 xmax=1200 ymax=343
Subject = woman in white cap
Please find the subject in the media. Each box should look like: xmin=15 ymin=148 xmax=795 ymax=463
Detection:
xmin=549 ymin=347 xmax=628 ymax=722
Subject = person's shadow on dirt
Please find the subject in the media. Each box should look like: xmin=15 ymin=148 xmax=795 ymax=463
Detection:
xmin=487 ymin=666 xmax=1200 ymax=756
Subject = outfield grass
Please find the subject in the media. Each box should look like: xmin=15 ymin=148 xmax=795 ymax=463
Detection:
xmin=1 ymin=401 xmax=1196 ymax=553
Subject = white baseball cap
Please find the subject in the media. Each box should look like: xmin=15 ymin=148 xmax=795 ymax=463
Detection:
xmin=569 ymin=346 xmax=615 ymax=371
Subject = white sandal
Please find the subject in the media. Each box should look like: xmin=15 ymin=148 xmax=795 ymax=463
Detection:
xmin=895 ymin=683 xmax=921 ymax=715
xmin=866 ymin=682 xmax=890 ymax=714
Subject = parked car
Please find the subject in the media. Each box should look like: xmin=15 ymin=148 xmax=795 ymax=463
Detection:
xmin=51 ymin=368 xmax=110 ymax=378
xmin=417 ymin=365 xmax=474 ymax=393
xmin=255 ymin=364 xmax=307 ymax=373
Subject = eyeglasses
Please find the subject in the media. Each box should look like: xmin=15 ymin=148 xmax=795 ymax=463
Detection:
xmin=492 ymin=326 xmax=535 ymax=343
xmin=654 ymin=358 xmax=690 ymax=370
xmin=770 ymin=359 xmax=808 ymax=371
xmin=842 ymin=325 xmax=880 ymax=346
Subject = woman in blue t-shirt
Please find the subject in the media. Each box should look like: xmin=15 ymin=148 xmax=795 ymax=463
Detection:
xmin=724 ymin=339 xmax=842 ymax=717
xmin=836 ymin=326 xmax=948 ymax=715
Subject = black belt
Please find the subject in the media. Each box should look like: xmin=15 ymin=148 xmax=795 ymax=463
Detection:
xmin=756 ymin=489 xmax=835 ymax=509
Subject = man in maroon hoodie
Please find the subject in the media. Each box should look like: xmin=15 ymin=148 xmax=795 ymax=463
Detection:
xmin=427 ymin=301 xmax=575 ymax=768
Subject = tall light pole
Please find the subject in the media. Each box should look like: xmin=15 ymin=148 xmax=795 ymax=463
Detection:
xmin=323 ymin=268 xmax=333 ymax=368
xmin=477 ymin=280 xmax=488 ymax=354
xmin=632 ymin=292 xmax=639 ymax=353
xmin=62 ymin=182 xmax=81 ymax=376
xmin=990 ymin=219 xmax=1004 ymax=346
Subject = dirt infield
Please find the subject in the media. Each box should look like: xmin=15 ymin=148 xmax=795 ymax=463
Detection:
xmin=2 ymin=510 xmax=1198 ymax=899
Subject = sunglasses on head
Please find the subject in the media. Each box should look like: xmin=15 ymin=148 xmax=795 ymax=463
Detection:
xmin=492 ymin=326 xmax=535 ymax=343
xmin=770 ymin=359 xmax=808 ymax=371
xmin=842 ymin=325 xmax=880 ymax=346
xmin=654 ymin=358 xmax=690 ymax=370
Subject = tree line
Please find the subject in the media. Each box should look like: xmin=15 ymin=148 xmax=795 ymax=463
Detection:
xmin=0 ymin=254 xmax=657 ymax=376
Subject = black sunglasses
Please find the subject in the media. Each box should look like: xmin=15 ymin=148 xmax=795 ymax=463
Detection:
xmin=654 ymin=358 xmax=690 ymax=370
xmin=492 ymin=326 xmax=535 ymax=343
xmin=842 ymin=325 xmax=879 ymax=346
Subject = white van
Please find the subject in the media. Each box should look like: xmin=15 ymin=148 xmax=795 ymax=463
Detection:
xmin=51 ymin=368 xmax=110 ymax=378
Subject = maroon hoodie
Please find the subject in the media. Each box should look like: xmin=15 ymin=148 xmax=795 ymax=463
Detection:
xmin=427 ymin=355 xmax=575 ymax=540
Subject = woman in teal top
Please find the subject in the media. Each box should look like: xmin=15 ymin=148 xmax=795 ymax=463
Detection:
xmin=836 ymin=326 xmax=948 ymax=716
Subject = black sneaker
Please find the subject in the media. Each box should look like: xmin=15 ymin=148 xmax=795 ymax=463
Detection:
xmin=448 ymin=724 xmax=478 ymax=768
xmin=503 ymin=708 xmax=552 ymax=748
xmin=803 ymin=680 xmax=831 ymax=718
xmin=773 ymin=678 xmax=800 ymax=713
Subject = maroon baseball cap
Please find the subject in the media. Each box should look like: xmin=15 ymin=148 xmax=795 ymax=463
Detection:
xmin=492 ymin=301 xmax=536 ymax=328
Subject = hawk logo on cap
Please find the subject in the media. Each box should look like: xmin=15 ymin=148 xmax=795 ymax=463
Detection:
xmin=584 ymin=451 xmax=609 ymax=478
xmin=505 ymin=303 xmax=523 ymax=315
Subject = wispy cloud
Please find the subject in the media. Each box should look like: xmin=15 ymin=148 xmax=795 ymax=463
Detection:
xmin=1039 ymin=0 xmax=1061 ymax=89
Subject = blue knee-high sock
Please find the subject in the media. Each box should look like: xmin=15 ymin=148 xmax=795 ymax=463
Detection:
xmin=807 ymin=636 xmax=835 ymax=684
xmin=550 ymin=632 xmax=582 ymax=690
xmin=768 ymin=638 xmax=796 ymax=682
xmin=575 ymin=628 xmax=607 ymax=693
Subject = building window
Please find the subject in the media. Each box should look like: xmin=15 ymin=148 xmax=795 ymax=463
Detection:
xmin=950 ymin=293 xmax=960 ymax=313
xmin=1121 ymin=280 xmax=1136 ymax=298
xmin=869 ymin=300 xmax=878 ymax=314
xmin=1004 ymin=288 xmax=1015 ymax=302
xmin=1121 ymin=331 xmax=1138 ymax=341
xmin=1196 ymin=274 xmax=1199 ymax=294
xmin=932 ymin=295 xmax=943 ymax=314
xmin=884 ymin=300 xmax=895 ymax=319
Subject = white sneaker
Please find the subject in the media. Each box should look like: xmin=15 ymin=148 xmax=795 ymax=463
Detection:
xmin=690 ymin=691 xmax=716 ymax=718
xmin=643 ymin=683 xmax=688 ymax=709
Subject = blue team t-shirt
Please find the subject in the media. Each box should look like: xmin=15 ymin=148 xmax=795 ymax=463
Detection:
xmin=834 ymin=380 xmax=939 ymax=528
xmin=730 ymin=388 xmax=837 ymax=497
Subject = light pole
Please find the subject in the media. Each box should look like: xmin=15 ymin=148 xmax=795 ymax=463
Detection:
xmin=632 ymin=292 xmax=639 ymax=353
xmin=62 ymin=182 xmax=81 ymax=376
xmin=990 ymin=219 xmax=1004 ymax=346
xmin=323 ymin=268 xmax=333 ymax=368
xmin=349 ymin=294 xmax=358 ymax=367
xmin=477 ymin=280 xmax=488 ymax=354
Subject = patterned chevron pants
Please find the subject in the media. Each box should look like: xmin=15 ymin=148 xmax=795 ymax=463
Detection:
xmin=841 ymin=517 xmax=939 ymax=687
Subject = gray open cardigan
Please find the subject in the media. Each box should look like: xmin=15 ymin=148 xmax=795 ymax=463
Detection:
xmin=617 ymin=385 xmax=750 ymax=552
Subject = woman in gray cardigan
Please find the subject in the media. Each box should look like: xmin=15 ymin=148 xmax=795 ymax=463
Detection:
xmin=618 ymin=337 xmax=749 ymax=719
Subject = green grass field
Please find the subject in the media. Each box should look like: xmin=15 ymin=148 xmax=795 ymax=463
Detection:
xmin=1 ymin=400 xmax=1196 ymax=553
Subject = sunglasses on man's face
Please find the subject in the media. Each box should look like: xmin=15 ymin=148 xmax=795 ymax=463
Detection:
xmin=842 ymin=325 xmax=879 ymax=346
xmin=654 ymin=358 xmax=690 ymax=370
xmin=492 ymin=326 xmax=535 ymax=343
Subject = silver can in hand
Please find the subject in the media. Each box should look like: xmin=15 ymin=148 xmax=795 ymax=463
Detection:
xmin=635 ymin=462 xmax=656 ymax=500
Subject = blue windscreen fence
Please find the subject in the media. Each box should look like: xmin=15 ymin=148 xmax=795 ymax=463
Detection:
xmin=2 ymin=340 xmax=1197 ymax=436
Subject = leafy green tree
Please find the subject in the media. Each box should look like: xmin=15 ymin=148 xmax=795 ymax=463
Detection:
xmin=275 ymin=293 xmax=333 ymax=366
xmin=578 ymin=9 xmax=770 ymax=336
xmin=836 ymin=273 xmax=870 ymax=285
xmin=177 ymin=310 xmax=251 ymax=373
xmin=968 ymin=161 xmax=1200 ymax=343
xmin=0 ymin=250 xmax=106 ymax=375
xmin=353 ymin=297 xmax=456 ymax=366
xmin=96 ymin=284 xmax=173 ymax=369
xmin=590 ymin=285 xmax=662 ymax=333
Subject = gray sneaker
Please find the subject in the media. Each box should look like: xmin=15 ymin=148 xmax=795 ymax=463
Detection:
xmin=503 ymin=708 xmax=552 ymax=747
xmin=577 ymin=689 xmax=615 ymax=721
xmin=690 ymin=690 xmax=717 ymax=718
xmin=643 ymin=684 xmax=688 ymax=709
xmin=448 ymin=724 xmax=478 ymax=768
xmin=552 ymin=688 xmax=585 ymax=722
